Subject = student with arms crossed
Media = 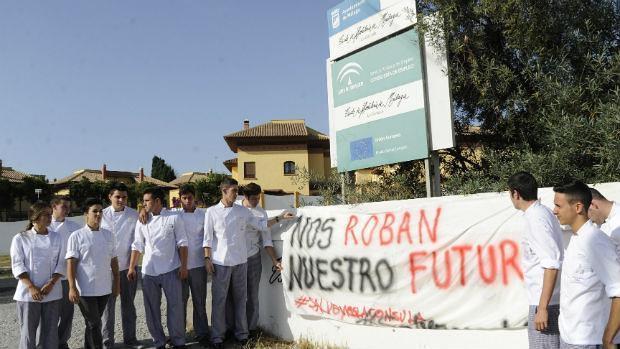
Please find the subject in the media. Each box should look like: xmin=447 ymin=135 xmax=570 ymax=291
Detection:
xmin=11 ymin=202 xmax=65 ymax=349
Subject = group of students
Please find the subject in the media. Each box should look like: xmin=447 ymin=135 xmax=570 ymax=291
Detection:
xmin=509 ymin=172 xmax=620 ymax=349
xmin=11 ymin=177 xmax=293 ymax=349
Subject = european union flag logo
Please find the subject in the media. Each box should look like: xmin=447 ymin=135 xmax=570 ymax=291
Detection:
xmin=350 ymin=137 xmax=373 ymax=161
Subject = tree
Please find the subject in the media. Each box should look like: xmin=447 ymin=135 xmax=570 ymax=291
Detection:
xmin=68 ymin=178 xmax=109 ymax=210
xmin=416 ymin=0 xmax=620 ymax=193
xmin=0 ymin=179 xmax=16 ymax=220
xmin=194 ymin=173 xmax=230 ymax=207
xmin=151 ymin=156 xmax=176 ymax=183
xmin=18 ymin=176 xmax=52 ymax=203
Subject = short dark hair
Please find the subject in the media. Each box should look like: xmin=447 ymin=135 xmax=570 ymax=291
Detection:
xmin=590 ymin=188 xmax=608 ymax=201
xmin=242 ymin=182 xmax=262 ymax=197
xmin=108 ymin=181 xmax=129 ymax=195
xmin=553 ymin=180 xmax=592 ymax=212
xmin=82 ymin=197 xmax=103 ymax=213
xmin=51 ymin=195 xmax=71 ymax=206
xmin=507 ymin=171 xmax=538 ymax=201
xmin=143 ymin=187 xmax=165 ymax=203
xmin=219 ymin=177 xmax=238 ymax=191
xmin=179 ymin=184 xmax=196 ymax=197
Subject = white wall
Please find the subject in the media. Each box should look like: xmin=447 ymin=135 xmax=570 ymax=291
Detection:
xmin=0 ymin=216 xmax=83 ymax=254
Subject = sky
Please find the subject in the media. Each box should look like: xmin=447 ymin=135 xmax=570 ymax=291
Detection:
xmin=0 ymin=1 xmax=341 ymax=180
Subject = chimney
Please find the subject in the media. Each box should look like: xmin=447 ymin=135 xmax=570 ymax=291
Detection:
xmin=139 ymin=167 xmax=144 ymax=182
xmin=102 ymin=164 xmax=107 ymax=180
xmin=243 ymin=119 xmax=250 ymax=130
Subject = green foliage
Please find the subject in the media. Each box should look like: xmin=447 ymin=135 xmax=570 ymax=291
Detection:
xmin=193 ymin=172 xmax=231 ymax=206
xmin=0 ymin=179 xmax=15 ymax=212
xmin=128 ymin=181 xmax=157 ymax=208
xmin=293 ymin=165 xmax=426 ymax=205
xmin=68 ymin=178 xmax=109 ymax=209
xmin=151 ymin=155 xmax=176 ymax=182
xmin=18 ymin=176 xmax=53 ymax=203
xmin=427 ymin=0 xmax=620 ymax=194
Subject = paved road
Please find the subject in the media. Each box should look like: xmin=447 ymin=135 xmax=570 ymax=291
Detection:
xmin=0 ymin=281 xmax=252 ymax=349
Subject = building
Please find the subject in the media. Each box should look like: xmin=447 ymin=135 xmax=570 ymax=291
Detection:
xmin=167 ymin=171 xmax=214 ymax=207
xmin=0 ymin=159 xmax=43 ymax=220
xmin=223 ymin=119 xmax=331 ymax=195
xmin=52 ymin=164 xmax=176 ymax=196
xmin=0 ymin=159 xmax=34 ymax=183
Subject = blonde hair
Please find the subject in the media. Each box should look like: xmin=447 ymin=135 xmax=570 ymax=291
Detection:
xmin=23 ymin=202 xmax=51 ymax=232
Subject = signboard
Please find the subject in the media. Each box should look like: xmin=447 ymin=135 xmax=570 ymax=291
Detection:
xmin=330 ymin=29 xmax=427 ymax=171
xmin=327 ymin=0 xmax=400 ymax=36
xmin=328 ymin=0 xmax=418 ymax=59
xmin=281 ymin=190 xmax=533 ymax=329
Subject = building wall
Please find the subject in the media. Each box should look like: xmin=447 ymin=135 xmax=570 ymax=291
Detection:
xmin=237 ymin=146 xmax=312 ymax=195
xmin=308 ymin=150 xmax=326 ymax=178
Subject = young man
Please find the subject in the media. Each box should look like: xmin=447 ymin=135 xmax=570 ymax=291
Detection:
xmin=128 ymin=187 xmax=188 ymax=349
xmin=172 ymin=184 xmax=210 ymax=345
xmin=508 ymin=172 xmax=563 ymax=349
xmin=553 ymin=181 xmax=620 ymax=349
xmin=66 ymin=198 xmax=120 ymax=349
xmin=49 ymin=196 xmax=82 ymax=349
xmin=203 ymin=178 xmax=294 ymax=349
xmin=230 ymin=182 xmax=282 ymax=340
xmin=589 ymin=188 xmax=620 ymax=248
xmin=100 ymin=182 xmax=141 ymax=349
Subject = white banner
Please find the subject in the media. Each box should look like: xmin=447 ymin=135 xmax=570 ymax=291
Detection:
xmin=279 ymin=183 xmax=620 ymax=330
xmin=329 ymin=0 xmax=418 ymax=60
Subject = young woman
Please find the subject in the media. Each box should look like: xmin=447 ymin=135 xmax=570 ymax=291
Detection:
xmin=11 ymin=202 xmax=65 ymax=349
xmin=66 ymin=198 xmax=120 ymax=349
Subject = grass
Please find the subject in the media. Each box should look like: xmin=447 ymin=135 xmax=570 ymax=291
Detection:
xmin=252 ymin=333 xmax=346 ymax=349
xmin=0 ymin=255 xmax=9 ymax=269
xmin=0 ymin=255 xmax=12 ymax=280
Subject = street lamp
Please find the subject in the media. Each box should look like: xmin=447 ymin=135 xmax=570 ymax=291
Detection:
xmin=34 ymin=188 xmax=42 ymax=200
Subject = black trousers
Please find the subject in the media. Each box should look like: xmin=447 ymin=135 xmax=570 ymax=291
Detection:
xmin=77 ymin=294 xmax=110 ymax=349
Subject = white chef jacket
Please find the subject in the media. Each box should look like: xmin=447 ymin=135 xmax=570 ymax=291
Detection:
xmin=559 ymin=220 xmax=620 ymax=345
xmin=601 ymin=202 xmax=620 ymax=250
xmin=203 ymin=202 xmax=268 ymax=267
xmin=49 ymin=217 xmax=82 ymax=281
xmin=245 ymin=205 xmax=273 ymax=258
xmin=170 ymin=207 xmax=207 ymax=270
xmin=65 ymin=225 xmax=116 ymax=297
xmin=521 ymin=201 xmax=564 ymax=305
xmin=132 ymin=210 xmax=188 ymax=276
xmin=101 ymin=206 xmax=138 ymax=271
xmin=11 ymin=229 xmax=65 ymax=302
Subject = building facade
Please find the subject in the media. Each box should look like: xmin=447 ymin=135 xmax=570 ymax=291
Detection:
xmin=223 ymin=119 xmax=330 ymax=196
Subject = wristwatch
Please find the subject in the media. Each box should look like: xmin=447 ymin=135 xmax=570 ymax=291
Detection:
xmin=204 ymin=256 xmax=211 ymax=260
xmin=275 ymin=216 xmax=280 ymax=223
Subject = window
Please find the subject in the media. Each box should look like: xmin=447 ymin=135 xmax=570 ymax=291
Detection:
xmin=244 ymin=162 xmax=256 ymax=179
xmin=284 ymin=161 xmax=295 ymax=175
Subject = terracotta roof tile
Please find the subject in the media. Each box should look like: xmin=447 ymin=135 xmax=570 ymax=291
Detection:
xmin=52 ymin=169 xmax=177 ymax=188
xmin=169 ymin=172 xmax=212 ymax=185
xmin=224 ymin=120 xmax=329 ymax=152
xmin=0 ymin=166 xmax=31 ymax=183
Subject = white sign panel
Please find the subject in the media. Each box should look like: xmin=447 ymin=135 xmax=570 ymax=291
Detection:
xmin=329 ymin=0 xmax=418 ymax=60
